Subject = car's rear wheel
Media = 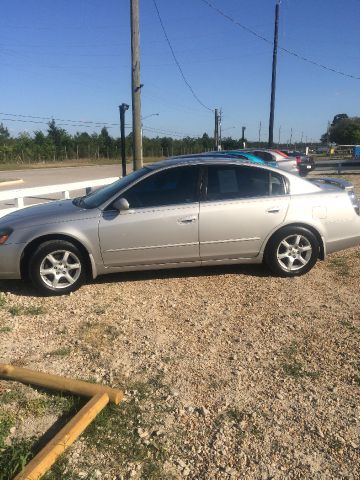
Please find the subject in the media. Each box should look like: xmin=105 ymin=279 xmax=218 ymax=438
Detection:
xmin=29 ymin=240 xmax=86 ymax=295
xmin=265 ymin=226 xmax=319 ymax=277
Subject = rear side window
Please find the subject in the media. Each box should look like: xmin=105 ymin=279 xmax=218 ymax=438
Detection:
xmin=253 ymin=151 xmax=274 ymax=163
xmin=206 ymin=165 xmax=286 ymax=201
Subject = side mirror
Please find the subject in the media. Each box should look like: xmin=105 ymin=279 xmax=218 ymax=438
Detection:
xmin=113 ymin=197 xmax=130 ymax=211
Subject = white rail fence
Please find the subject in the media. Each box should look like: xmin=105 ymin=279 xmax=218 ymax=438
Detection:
xmin=0 ymin=177 xmax=119 ymax=218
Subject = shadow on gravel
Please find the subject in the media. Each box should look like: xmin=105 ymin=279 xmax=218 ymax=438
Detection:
xmin=0 ymin=264 xmax=269 ymax=297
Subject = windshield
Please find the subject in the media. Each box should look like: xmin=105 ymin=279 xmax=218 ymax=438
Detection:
xmin=74 ymin=167 xmax=150 ymax=209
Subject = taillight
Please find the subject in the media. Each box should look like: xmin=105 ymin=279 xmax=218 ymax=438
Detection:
xmin=296 ymin=156 xmax=301 ymax=165
xmin=348 ymin=190 xmax=360 ymax=215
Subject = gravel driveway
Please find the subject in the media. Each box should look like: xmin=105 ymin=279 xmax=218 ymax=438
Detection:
xmin=0 ymin=174 xmax=359 ymax=479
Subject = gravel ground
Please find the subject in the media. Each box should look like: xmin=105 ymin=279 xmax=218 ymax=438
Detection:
xmin=0 ymin=173 xmax=359 ymax=480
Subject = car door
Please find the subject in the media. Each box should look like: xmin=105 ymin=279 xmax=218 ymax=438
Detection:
xmin=99 ymin=165 xmax=201 ymax=267
xmin=199 ymin=164 xmax=290 ymax=260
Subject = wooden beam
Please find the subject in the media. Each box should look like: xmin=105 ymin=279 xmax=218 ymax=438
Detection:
xmin=0 ymin=364 xmax=123 ymax=404
xmin=14 ymin=392 xmax=109 ymax=480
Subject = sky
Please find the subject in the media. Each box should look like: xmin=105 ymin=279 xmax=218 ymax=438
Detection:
xmin=1 ymin=0 xmax=360 ymax=142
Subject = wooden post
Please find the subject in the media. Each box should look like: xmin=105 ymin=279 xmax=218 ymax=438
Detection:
xmin=0 ymin=364 xmax=123 ymax=404
xmin=15 ymin=393 xmax=109 ymax=480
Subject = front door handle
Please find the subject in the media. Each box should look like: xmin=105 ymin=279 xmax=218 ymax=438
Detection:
xmin=178 ymin=216 xmax=197 ymax=224
xmin=266 ymin=207 xmax=280 ymax=213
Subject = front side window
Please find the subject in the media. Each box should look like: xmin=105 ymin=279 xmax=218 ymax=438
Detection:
xmin=122 ymin=166 xmax=199 ymax=208
xmin=206 ymin=165 xmax=286 ymax=201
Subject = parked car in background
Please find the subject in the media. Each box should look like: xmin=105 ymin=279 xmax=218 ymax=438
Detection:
xmin=244 ymin=149 xmax=299 ymax=175
xmin=171 ymin=151 xmax=277 ymax=167
xmin=0 ymin=156 xmax=359 ymax=295
xmin=280 ymin=150 xmax=315 ymax=176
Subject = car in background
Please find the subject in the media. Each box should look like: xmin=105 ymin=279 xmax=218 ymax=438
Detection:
xmin=0 ymin=156 xmax=359 ymax=295
xmin=244 ymin=149 xmax=299 ymax=175
xmin=280 ymin=150 xmax=315 ymax=176
xmin=171 ymin=151 xmax=276 ymax=167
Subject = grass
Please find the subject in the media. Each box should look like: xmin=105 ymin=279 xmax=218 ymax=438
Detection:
xmin=0 ymin=392 xmax=81 ymax=479
xmin=340 ymin=320 xmax=360 ymax=335
xmin=81 ymin=377 xmax=172 ymax=478
xmin=7 ymin=304 xmax=47 ymax=317
xmin=0 ymin=156 xmax=162 ymax=172
xmin=0 ymin=412 xmax=33 ymax=480
xmin=0 ymin=376 xmax=174 ymax=478
xmin=281 ymin=341 xmax=320 ymax=379
xmin=327 ymin=256 xmax=351 ymax=277
xmin=0 ymin=294 xmax=6 ymax=307
xmin=0 ymin=326 xmax=11 ymax=333
xmin=48 ymin=347 xmax=71 ymax=357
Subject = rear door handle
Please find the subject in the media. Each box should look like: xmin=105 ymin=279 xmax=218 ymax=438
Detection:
xmin=178 ymin=216 xmax=197 ymax=224
xmin=266 ymin=207 xmax=280 ymax=213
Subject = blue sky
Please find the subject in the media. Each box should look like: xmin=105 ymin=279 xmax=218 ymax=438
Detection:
xmin=1 ymin=0 xmax=359 ymax=142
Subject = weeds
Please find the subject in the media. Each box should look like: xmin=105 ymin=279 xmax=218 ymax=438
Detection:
xmin=7 ymin=305 xmax=47 ymax=317
xmin=282 ymin=341 xmax=320 ymax=379
xmin=340 ymin=320 xmax=360 ymax=335
xmin=0 ymin=326 xmax=11 ymax=333
xmin=328 ymin=257 xmax=350 ymax=277
xmin=48 ymin=347 xmax=71 ymax=357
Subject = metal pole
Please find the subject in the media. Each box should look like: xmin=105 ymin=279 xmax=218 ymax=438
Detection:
xmin=130 ymin=0 xmax=143 ymax=170
xmin=119 ymin=104 xmax=129 ymax=177
xmin=268 ymin=1 xmax=280 ymax=148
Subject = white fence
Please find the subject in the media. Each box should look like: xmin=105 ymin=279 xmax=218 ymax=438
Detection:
xmin=0 ymin=177 xmax=119 ymax=218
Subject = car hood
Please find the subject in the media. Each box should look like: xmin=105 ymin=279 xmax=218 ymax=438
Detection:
xmin=0 ymin=199 xmax=100 ymax=230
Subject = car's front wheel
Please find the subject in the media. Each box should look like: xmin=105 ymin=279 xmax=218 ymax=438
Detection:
xmin=29 ymin=240 xmax=86 ymax=295
xmin=265 ymin=226 xmax=319 ymax=277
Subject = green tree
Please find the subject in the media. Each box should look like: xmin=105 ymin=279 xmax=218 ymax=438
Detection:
xmin=330 ymin=117 xmax=360 ymax=144
xmin=0 ymin=123 xmax=10 ymax=142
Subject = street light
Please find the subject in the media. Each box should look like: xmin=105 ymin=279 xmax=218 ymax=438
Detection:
xmin=142 ymin=113 xmax=159 ymax=121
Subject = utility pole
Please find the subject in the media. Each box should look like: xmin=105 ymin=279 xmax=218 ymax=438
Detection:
xmin=119 ymin=103 xmax=129 ymax=177
xmin=258 ymin=121 xmax=262 ymax=143
xmin=268 ymin=1 xmax=280 ymax=148
xmin=241 ymin=126 xmax=246 ymax=148
xmin=130 ymin=0 xmax=143 ymax=170
xmin=290 ymin=128 xmax=293 ymax=145
xmin=278 ymin=125 xmax=281 ymax=146
xmin=214 ymin=108 xmax=221 ymax=150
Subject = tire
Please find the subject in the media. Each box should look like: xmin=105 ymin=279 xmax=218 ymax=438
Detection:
xmin=29 ymin=240 xmax=86 ymax=295
xmin=265 ymin=226 xmax=319 ymax=277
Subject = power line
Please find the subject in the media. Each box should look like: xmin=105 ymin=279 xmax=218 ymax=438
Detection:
xmin=0 ymin=111 xmax=120 ymax=127
xmin=0 ymin=117 xmax=130 ymax=129
xmin=200 ymin=0 xmax=360 ymax=80
xmin=0 ymin=114 xmax=198 ymax=137
xmin=152 ymin=0 xmax=214 ymax=112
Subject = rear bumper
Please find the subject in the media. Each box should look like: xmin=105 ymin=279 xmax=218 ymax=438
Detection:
xmin=0 ymin=243 xmax=23 ymax=279
xmin=326 ymin=234 xmax=360 ymax=255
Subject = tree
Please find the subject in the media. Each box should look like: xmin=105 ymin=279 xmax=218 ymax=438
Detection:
xmin=330 ymin=117 xmax=360 ymax=144
xmin=331 ymin=113 xmax=348 ymax=127
xmin=0 ymin=123 xmax=10 ymax=142
xmin=47 ymin=120 xmax=70 ymax=147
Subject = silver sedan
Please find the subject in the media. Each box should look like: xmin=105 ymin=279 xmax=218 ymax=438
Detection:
xmin=0 ymin=157 xmax=359 ymax=295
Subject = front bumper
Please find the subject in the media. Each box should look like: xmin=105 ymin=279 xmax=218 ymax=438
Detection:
xmin=0 ymin=243 xmax=24 ymax=279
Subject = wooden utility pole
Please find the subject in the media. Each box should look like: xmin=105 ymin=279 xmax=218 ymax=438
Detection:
xmin=130 ymin=0 xmax=143 ymax=170
xmin=214 ymin=108 xmax=222 ymax=150
xmin=268 ymin=1 xmax=280 ymax=148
